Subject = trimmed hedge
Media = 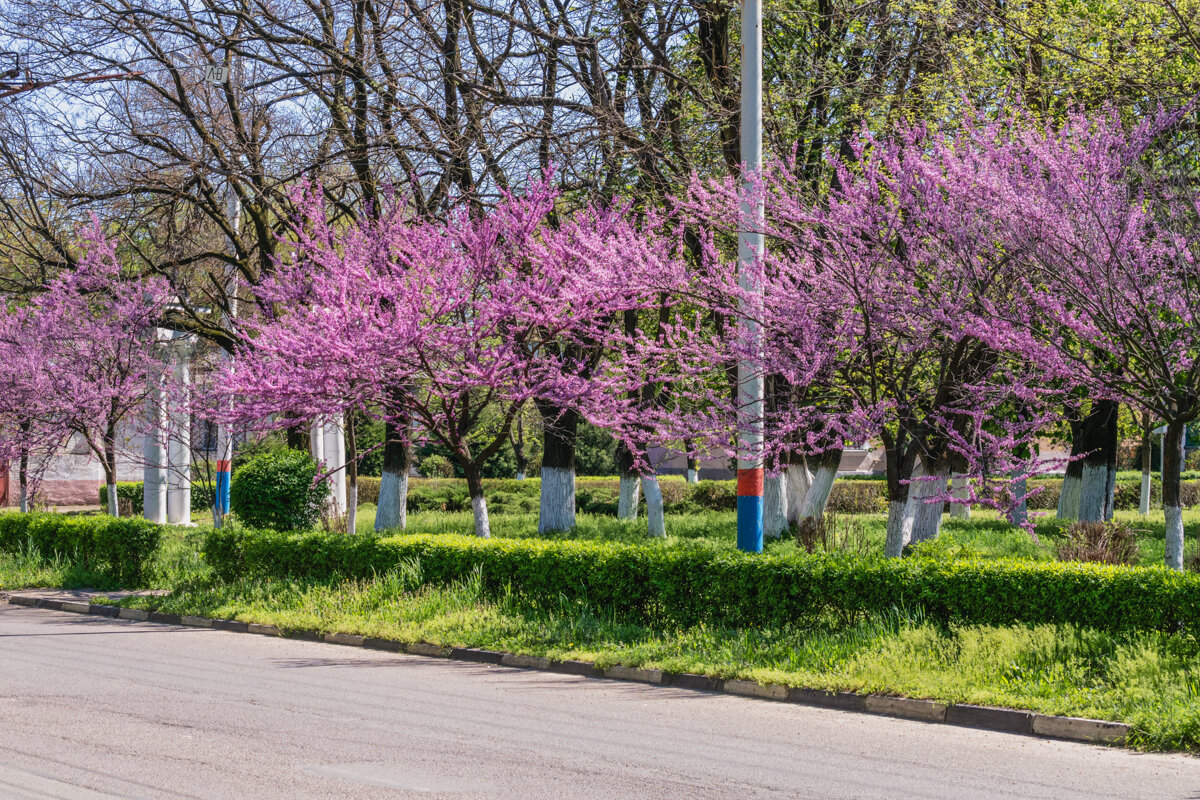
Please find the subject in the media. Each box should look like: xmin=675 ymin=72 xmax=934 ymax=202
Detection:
xmin=0 ymin=512 xmax=163 ymax=585
xmin=202 ymin=527 xmax=1200 ymax=634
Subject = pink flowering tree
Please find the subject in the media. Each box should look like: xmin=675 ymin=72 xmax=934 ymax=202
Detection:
xmin=0 ymin=224 xmax=169 ymax=516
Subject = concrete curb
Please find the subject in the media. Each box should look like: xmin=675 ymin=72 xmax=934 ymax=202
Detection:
xmin=2 ymin=593 xmax=1132 ymax=747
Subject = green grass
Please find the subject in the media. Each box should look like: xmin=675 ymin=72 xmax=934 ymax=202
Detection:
xmin=0 ymin=541 xmax=118 ymax=590
xmin=113 ymin=563 xmax=1200 ymax=750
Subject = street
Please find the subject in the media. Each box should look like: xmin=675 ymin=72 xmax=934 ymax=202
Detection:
xmin=0 ymin=604 xmax=1196 ymax=799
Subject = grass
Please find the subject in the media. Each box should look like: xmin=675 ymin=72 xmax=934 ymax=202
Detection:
xmin=0 ymin=541 xmax=118 ymax=590
xmin=112 ymin=563 xmax=1200 ymax=750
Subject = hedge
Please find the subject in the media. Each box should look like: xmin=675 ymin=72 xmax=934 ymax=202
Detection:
xmin=99 ymin=482 xmax=209 ymax=515
xmin=203 ymin=527 xmax=1200 ymax=634
xmin=0 ymin=512 xmax=163 ymax=585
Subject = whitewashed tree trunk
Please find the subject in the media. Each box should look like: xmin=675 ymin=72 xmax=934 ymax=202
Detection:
xmin=516 ymin=471 xmax=526 ymax=481
xmin=538 ymin=466 xmax=576 ymax=533
xmin=785 ymin=460 xmax=813 ymax=525
xmin=884 ymin=500 xmax=908 ymax=558
xmin=471 ymin=494 xmax=491 ymax=538
xmin=346 ymin=483 xmax=358 ymax=536
xmin=641 ymin=475 xmax=665 ymax=537
xmin=686 ymin=468 xmax=699 ymax=484
xmin=949 ymin=474 xmax=971 ymax=519
xmin=1058 ymin=471 xmax=1082 ymax=520
xmin=1163 ymin=420 xmax=1187 ymax=570
xmin=798 ymin=460 xmax=837 ymax=521
xmin=106 ymin=482 xmax=119 ymax=517
xmin=618 ymin=474 xmax=640 ymax=520
xmin=1140 ymin=469 xmax=1152 ymax=516
xmin=323 ymin=416 xmax=347 ymax=516
xmin=763 ymin=473 xmax=788 ymax=538
xmin=166 ymin=342 xmax=192 ymax=526
xmin=1077 ymin=462 xmax=1108 ymax=522
xmin=376 ymin=469 xmax=408 ymax=532
xmin=1010 ymin=471 xmax=1028 ymax=528
xmin=143 ymin=361 xmax=168 ymax=524
xmin=906 ymin=461 xmax=948 ymax=544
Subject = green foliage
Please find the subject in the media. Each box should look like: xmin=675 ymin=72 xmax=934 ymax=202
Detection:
xmin=575 ymin=422 xmax=617 ymax=475
xmin=418 ymin=454 xmax=455 ymax=479
xmin=0 ymin=512 xmax=162 ymax=585
xmin=203 ymin=526 xmax=1200 ymax=634
xmin=229 ymin=449 xmax=330 ymax=531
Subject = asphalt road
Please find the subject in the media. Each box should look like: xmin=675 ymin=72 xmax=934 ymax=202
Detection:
xmin=1 ymin=605 xmax=1197 ymax=800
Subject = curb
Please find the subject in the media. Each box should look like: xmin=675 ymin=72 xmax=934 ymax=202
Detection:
xmin=3 ymin=593 xmax=1130 ymax=747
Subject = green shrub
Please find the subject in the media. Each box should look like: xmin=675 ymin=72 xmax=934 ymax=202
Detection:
xmin=1057 ymin=520 xmax=1140 ymax=566
xmin=825 ymin=481 xmax=888 ymax=514
xmin=419 ymin=454 xmax=455 ymax=478
xmin=0 ymin=512 xmax=162 ymax=585
xmin=203 ymin=526 xmax=1200 ymax=634
xmin=356 ymin=476 xmax=381 ymax=506
xmin=229 ymin=449 xmax=330 ymax=531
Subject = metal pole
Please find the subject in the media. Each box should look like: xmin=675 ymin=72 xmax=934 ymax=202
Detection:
xmin=736 ymin=0 xmax=764 ymax=553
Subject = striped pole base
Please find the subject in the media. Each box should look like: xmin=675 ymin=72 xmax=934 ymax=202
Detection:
xmin=736 ymin=467 xmax=764 ymax=553
xmin=215 ymin=459 xmax=232 ymax=515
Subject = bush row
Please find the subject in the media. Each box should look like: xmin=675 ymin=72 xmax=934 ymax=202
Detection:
xmin=0 ymin=512 xmax=162 ymax=585
xmin=203 ymin=527 xmax=1200 ymax=634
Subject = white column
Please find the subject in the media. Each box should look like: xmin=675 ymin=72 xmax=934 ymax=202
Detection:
xmin=166 ymin=333 xmax=195 ymax=525
xmin=143 ymin=329 xmax=168 ymax=523
xmin=323 ymin=415 xmax=347 ymax=515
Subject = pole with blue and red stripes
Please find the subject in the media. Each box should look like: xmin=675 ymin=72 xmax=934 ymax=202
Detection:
xmin=736 ymin=0 xmax=764 ymax=553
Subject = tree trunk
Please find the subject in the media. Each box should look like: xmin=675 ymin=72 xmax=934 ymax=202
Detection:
xmin=763 ymin=472 xmax=788 ymax=538
xmin=1163 ymin=418 xmax=1187 ymax=570
xmin=798 ymin=448 xmax=841 ymax=521
xmin=949 ymin=474 xmax=971 ymax=519
xmin=1010 ymin=470 xmax=1029 ymax=528
xmin=513 ymin=416 xmax=529 ymax=481
xmin=906 ymin=458 xmax=949 ymax=545
xmin=641 ymin=474 xmax=665 ymax=537
xmin=18 ymin=447 xmax=28 ymax=513
xmin=785 ymin=455 xmax=812 ymax=525
xmin=883 ymin=441 xmax=915 ymax=558
xmin=684 ymin=440 xmax=699 ymax=484
xmin=345 ymin=417 xmax=358 ymax=536
xmin=465 ymin=464 xmax=490 ymax=538
xmin=537 ymin=402 xmax=578 ymax=533
xmin=104 ymin=436 xmax=119 ymax=517
xmin=375 ymin=413 xmax=411 ymax=532
xmin=1140 ymin=418 xmax=1152 ymax=516
xmin=616 ymin=441 xmax=639 ymax=520
xmin=1061 ymin=399 xmax=1118 ymax=521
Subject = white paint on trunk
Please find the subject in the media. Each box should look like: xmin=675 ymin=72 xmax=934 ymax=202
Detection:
xmin=686 ymin=468 xmax=699 ymax=485
xmin=884 ymin=500 xmax=908 ymax=558
xmin=1076 ymin=462 xmax=1108 ymax=523
xmin=1165 ymin=504 xmax=1184 ymax=571
xmin=906 ymin=463 xmax=948 ymax=544
xmin=1140 ymin=468 xmax=1152 ymax=516
xmin=798 ymin=463 xmax=836 ymax=521
xmin=763 ymin=473 xmax=788 ymax=539
xmin=18 ymin=484 xmax=28 ymax=514
xmin=346 ymin=484 xmax=358 ymax=536
xmin=1057 ymin=472 xmax=1081 ymax=520
xmin=107 ymin=483 xmax=119 ymax=517
xmin=538 ymin=466 xmax=576 ymax=533
xmin=1010 ymin=472 xmax=1028 ymax=528
xmin=949 ymin=475 xmax=971 ymax=519
xmin=641 ymin=475 xmax=665 ymax=538
xmin=785 ymin=462 xmax=813 ymax=525
xmin=618 ymin=475 xmax=640 ymax=520
xmin=516 ymin=471 xmax=526 ymax=481
xmin=375 ymin=468 xmax=408 ymax=531
xmin=143 ymin=369 xmax=168 ymax=524
xmin=166 ymin=343 xmax=192 ymax=526
xmin=1103 ymin=465 xmax=1117 ymax=521
xmin=472 ymin=494 xmax=491 ymax=538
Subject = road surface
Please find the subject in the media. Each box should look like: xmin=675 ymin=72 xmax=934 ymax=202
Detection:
xmin=0 ymin=604 xmax=1197 ymax=799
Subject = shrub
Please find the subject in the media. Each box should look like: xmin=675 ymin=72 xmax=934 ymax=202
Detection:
xmin=0 ymin=512 xmax=162 ymax=585
xmin=1057 ymin=520 xmax=1141 ymax=566
xmin=229 ymin=449 xmax=330 ymax=531
xmin=356 ymin=476 xmax=381 ymax=506
xmin=794 ymin=513 xmax=870 ymax=556
xmin=825 ymin=481 xmax=888 ymax=514
xmin=419 ymin=454 xmax=455 ymax=478
xmin=203 ymin=526 xmax=1200 ymax=634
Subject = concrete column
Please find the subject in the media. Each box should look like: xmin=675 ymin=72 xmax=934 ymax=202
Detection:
xmin=166 ymin=333 xmax=195 ymax=525
xmin=143 ymin=329 xmax=168 ymax=523
xmin=323 ymin=415 xmax=347 ymax=515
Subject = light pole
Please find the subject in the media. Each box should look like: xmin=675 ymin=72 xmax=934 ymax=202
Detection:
xmin=736 ymin=0 xmax=765 ymax=553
